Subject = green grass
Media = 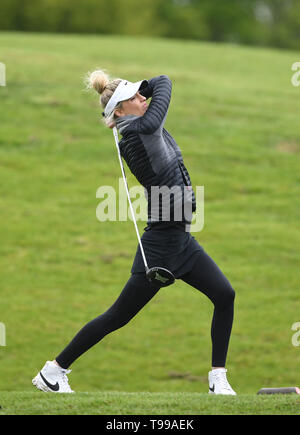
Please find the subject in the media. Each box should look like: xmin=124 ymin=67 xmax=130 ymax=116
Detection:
xmin=1 ymin=392 xmax=300 ymax=415
xmin=0 ymin=31 xmax=300 ymax=414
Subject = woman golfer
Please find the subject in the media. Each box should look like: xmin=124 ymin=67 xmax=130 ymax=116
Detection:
xmin=32 ymin=71 xmax=236 ymax=395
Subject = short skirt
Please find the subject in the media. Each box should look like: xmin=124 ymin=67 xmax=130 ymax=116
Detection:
xmin=131 ymin=226 xmax=204 ymax=279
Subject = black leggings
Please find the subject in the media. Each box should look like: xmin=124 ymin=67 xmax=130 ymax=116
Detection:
xmin=56 ymin=250 xmax=235 ymax=369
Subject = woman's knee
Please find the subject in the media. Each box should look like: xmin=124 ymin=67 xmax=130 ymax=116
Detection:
xmin=98 ymin=308 xmax=131 ymax=334
xmin=226 ymin=285 xmax=236 ymax=304
xmin=213 ymin=283 xmax=235 ymax=307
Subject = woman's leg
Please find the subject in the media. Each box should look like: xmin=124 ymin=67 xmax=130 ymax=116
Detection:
xmin=55 ymin=273 xmax=161 ymax=369
xmin=179 ymin=250 xmax=235 ymax=368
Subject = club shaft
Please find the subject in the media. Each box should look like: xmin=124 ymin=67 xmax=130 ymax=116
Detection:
xmin=113 ymin=127 xmax=149 ymax=271
xmin=257 ymin=387 xmax=300 ymax=395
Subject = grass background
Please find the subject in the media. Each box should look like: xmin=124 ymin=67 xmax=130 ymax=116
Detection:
xmin=1 ymin=392 xmax=300 ymax=415
xmin=0 ymin=31 xmax=300 ymax=413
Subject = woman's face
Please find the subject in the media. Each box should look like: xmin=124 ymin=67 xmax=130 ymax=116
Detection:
xmin=115 ymin=92 xmax=148 ymax=117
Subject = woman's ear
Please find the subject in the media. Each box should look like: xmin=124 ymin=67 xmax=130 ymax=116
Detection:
xmin=114 ymin=107 xmax=124 ymax=118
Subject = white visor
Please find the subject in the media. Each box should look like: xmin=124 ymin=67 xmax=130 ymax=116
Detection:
xmin=104 ymin=79 xmax=148 ymax=118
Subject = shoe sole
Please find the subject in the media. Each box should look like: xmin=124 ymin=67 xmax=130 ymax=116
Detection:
xmin=208 ymin=390 xmax=237 ymax=395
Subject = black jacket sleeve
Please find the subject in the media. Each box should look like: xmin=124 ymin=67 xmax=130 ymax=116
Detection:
xmin=132 ymin=75 xmax=172 ymax=135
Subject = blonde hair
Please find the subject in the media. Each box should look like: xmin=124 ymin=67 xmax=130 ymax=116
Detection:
xmin=85 ymin=69 xmax=122 ymax=126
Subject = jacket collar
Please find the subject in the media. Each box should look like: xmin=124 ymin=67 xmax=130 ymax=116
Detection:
xmin=115 ymin=114 xmax=140 ymax=135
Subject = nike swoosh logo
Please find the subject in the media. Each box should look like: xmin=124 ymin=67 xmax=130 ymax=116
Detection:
xmin=40 ymin=371 xmax=59 ymax=391
xmin=209 ymin=384 xmax=215 ymax=393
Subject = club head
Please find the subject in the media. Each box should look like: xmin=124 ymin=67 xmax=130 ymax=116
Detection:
xmin=146 ymin=267 xmax=175 ymax=287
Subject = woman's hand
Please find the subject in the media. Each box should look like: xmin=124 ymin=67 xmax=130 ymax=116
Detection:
xmin=108 ymin=121 xmax=116 ymax=129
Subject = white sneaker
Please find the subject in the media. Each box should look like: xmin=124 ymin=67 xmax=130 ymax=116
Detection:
xmin=32 ymin=361 xmax=74 ymax=393
xmin=208 ymin=368 xmax=236 ymax=395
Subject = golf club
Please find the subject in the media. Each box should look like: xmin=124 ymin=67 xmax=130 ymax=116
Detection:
xmin=257 ymin=387 xmax=300 ymax=395
xmin=112 ymin=127 xmax=175 ymax=287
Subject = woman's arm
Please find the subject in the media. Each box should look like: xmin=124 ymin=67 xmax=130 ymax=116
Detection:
xmin=133 ymin=75 xmax=172 ymax=135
